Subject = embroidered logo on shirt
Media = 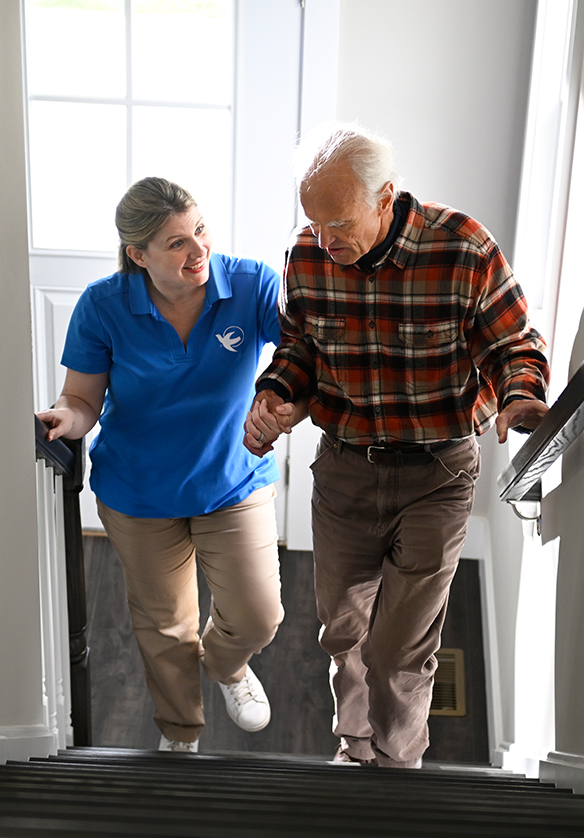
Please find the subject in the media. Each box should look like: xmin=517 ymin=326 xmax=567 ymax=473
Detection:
xmin=216 ymin=326 xmax=244 ymax=352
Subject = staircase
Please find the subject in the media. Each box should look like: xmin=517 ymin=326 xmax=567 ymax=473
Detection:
xmin=1 ymin=749 xmax=584 ymax=837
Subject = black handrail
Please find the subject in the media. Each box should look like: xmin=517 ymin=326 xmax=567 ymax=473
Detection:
xmin=497 ymin=362 xmax=584 ymax=502
xmin=35 ymin=417 xmax=92 ymax=746
xmin=35 ymin=416 xmax=75 ymax=476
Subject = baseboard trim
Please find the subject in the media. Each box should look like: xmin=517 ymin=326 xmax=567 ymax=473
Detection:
xmin=490 ymin=742 xmax=511 ymax=768
xmin=540 ymin=751 xmax=584 ymax=793
xmin=491 ymin=741 xmax=544 ymax=778
xmin=0 ymin=724 xmax=57 ymax=764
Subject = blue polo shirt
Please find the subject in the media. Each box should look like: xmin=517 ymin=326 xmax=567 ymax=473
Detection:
xmin=61 ymin=253 xmax=281 ymax=518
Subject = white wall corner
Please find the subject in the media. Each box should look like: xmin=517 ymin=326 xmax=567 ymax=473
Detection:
xmin=0 ymin=725 xmax=57 ymax=766
xmin=490 ymin=740 xmax=511 ymax=769
xmin=285 ymin=419 xmax=321 ymax=551
xmin=493 ymin=741 xmax=543 ymax=779
xmin=463 ymin=515 xmax=506 ymax=765
xmin=461 ymin=514 xmax=490 ymax=560
xmin=540 ymin=751 xmax=584 ymax=793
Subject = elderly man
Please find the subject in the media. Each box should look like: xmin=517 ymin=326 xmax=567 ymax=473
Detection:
xmin=245 ymin=123 xmax=549 ymax=768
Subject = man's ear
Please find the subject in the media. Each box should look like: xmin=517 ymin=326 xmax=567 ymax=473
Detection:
xmin=379 ymin=182 xmax=395 ymax=214
xmin=125 ymin=244 xmax=145 ymax=267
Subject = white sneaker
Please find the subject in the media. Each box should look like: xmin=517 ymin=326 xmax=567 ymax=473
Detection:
xmin=158 ymin=734 xmax=199 ymax=753
xmin=218 ymin=666 xmax=271 ymax=732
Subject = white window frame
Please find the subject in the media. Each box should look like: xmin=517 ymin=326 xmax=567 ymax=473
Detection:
xmin=25 ymin=0 xmax=341 ymax=545
xmin=513 ymin=0 xmax=584 ymax=400
xmin=23 ymin=0 xmax=236 ymax=260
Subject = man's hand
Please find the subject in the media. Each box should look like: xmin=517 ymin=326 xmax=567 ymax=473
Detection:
xmin=496 ymin=399 xmax=549 ymax=444
xmin=243 ymin=390 xmax=310 ymax=457
xmin=243 ymin=391 xmax=286 ymax=457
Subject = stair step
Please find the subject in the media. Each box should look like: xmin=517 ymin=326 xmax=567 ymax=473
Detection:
xmin=33 ymin=748 xmax=548 ymax=787
xmin=5 ymin=760 xmax=563 ymax=801
xmin=1 ymin=768 xmax=576 ymax=806
xmin=1 ymin=749 xmax=583 ymax=837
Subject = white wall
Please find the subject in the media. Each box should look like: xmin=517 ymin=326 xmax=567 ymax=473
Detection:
xmin=0 ymin=0 xmax=55 ymax=761
xmin=336 ymin=0 xmax=536 ymax=257
xmin=335 ymin=0 xmax=538 ymax=764
xmin=538 ymin=22 xmax=584 ymax=787
xmin=552 ymin=61 xmax=584 ymax=756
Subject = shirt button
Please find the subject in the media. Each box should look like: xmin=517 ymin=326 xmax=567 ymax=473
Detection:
xmin=369 ymin=320 xmax=375 ymax=329
xmin=371 ymin=361 xmax=379 ymax=369
xmin=374 ymin=406 xmax=381 ymax=415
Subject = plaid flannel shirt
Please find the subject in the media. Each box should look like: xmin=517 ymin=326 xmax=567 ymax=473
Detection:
xmin=258 ymin=192 xmax=549 ymax=444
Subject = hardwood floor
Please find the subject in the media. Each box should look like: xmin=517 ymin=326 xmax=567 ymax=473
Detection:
xmin=83 ymin=535 xmax=159 ymax=749
xmin=83 ymin=535 xmax=337 ymax=755
xmin=83 ymin=536 xmax=488 ymax=762
xmin=425 ymin=558 xmax=490 ymax=764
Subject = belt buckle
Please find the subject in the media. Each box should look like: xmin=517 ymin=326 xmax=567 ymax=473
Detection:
xmin=366 ymin=445 xmax=387 ymax=464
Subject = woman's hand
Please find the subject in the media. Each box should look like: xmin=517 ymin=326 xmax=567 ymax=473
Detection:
xmin=36 ymin=368 xmax=109 ymax=441
xmin=243 ymin=392 xmax=310 ymax=458
xmin=244 ymin=398 xmax=286 ymax=457
xmin=37 ymin=407 xmax=76 ymax=442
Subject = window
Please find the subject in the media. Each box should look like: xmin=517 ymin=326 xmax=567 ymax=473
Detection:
xmin=24 ymin=0 xmax=235 ymax=254
xmin=512 ymin=0 xmax=580 ymax=360
xmin=25 ymin=0 xmax=338 ymax=542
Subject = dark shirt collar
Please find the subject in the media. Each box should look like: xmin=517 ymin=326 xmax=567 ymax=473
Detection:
xmin=356 ymin=196 xmax=408 ymax=273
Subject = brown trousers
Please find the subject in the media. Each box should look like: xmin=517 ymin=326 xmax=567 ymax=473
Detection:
xmin=310 ymin=434 xmax=480 ymax=768
xmin=97 ymin=485 xmax=283 ymax=743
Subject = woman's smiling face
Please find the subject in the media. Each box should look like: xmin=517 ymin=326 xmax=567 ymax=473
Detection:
xmin=127 ymin=206 xmax=212 ymax=297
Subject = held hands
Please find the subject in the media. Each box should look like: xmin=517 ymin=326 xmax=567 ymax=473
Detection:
xmin=244 ymin=392 xmax=296 ymax=458
xmin=36 ymin=408 xmax=76 ymax=442
xmin=496 ymin=399 xmax=549 ymax=444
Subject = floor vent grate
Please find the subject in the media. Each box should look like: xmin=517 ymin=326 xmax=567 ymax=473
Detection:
xmin=430 ymin=647 xmax=466 ymax=716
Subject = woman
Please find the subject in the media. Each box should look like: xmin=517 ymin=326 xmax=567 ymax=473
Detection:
xmin=38 ymin=177 xmax=284 ymax=752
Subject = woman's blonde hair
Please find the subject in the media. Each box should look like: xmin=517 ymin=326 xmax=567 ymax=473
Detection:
xmin=115 ymin=177 xmax=196 ymax=273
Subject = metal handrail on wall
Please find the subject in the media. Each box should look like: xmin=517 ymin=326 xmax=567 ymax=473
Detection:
xmin=35 ymin=416 xmax=92 ymax=746
xmin=497 ymin=362 xmax=584 ymax=503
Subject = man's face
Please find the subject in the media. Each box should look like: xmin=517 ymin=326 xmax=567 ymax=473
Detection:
xmin=299 ymin=163 xmax=394 ymax=265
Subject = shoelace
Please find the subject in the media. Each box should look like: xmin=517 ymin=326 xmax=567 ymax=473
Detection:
xmin=227 ymin=676 xmax=261 ymax=706
xmin=167 ymin=740 xmax=197 ymax=752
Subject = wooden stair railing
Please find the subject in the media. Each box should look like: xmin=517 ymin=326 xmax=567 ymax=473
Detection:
xmin=498 ymin=362 xmax=584 ymax=503
xmin=35 ymin=416 xmax=92 ymax=746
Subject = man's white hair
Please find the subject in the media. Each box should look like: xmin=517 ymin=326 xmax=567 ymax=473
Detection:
xmin=293 ymin=122 xmax=402 ymax=208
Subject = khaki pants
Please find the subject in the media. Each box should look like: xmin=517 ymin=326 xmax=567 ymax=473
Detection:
xmin=310 ymin=434 xmax=480 ymax=768
xmin=97 ymin=485 xmax=283 ymax=743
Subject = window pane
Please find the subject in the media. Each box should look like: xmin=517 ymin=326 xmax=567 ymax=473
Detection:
xmin=132 ymin=105 xmax=232 ymax=250
xmin=131 ymin=0 xmax=233 ymax=105
xmin=29 ymin=101 xmax=127 ymax=251
xmin=25 ymin=0 xmax=126 ymax=99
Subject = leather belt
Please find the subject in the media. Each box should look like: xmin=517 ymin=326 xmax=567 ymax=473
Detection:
xmin=339 ymin=438 xmax=464 ymax=466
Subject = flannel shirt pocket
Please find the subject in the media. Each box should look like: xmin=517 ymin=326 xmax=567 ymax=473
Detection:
xmin=305 ymin=315 xmax=346 ymax=344
xmin=398 ymin=320 xmax=464 ymax=398
xmin=398 ymin=321 xmax=459 ymax=348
